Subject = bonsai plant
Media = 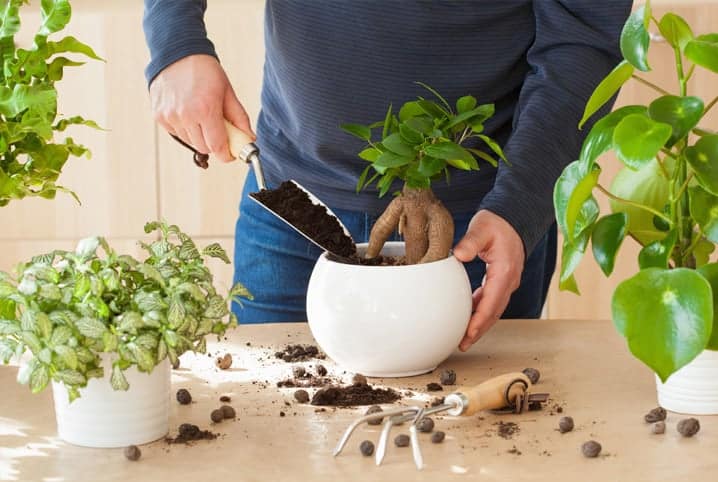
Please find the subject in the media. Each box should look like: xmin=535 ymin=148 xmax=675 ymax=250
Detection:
xmin=0 ymin=221 xmax=251 ymax=445
xmin=554 ymin=1 xmax=718 ymax=411
xmin=0 ymin=0 xmax=102 ymax=206
xmin=341 ymin=83 xmax=507 ymax=264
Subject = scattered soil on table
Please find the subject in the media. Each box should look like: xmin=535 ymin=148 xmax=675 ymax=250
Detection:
xmin=166 ymin=424 xmax=218 ymax=444
xmin=495 ymin=421 xmax=520 ymax=440
xmin=426 ymin=382 xmax=443 ymax=392
xmin=294 ymin=389 xmax=310 ymax=403
xmin=581 ymin=440 xmax=602 ymax=458
xmin=311 ymin=383 xmax=401 ymax=407
xmin=252 ymin=182 xmax=357 ymax=258
xmin=277 ymin=375 xmax=334 ymax=388
xmin=352 ymin=374 xmax=368 ymax=385
xmin=522 ymin=367 xmax=540 ymax=384
xmin=316 ymin=364 xmax=328 ymax=376
xmin=507 ymin=445 xmax=522 ymax=455
xmin=124 ymin=445 xmax=141 ymax=461
xmin=274 ymin=344 xmax=326 ymax=362
xmin=430 ymin=397 xmax=445 ymax=407
xmin=677 ymin=418 xmax=700 ymax=437
xmin=644 ymin=407 xmax=667 ymax=423
xmin=219 ymin=395 xmax=231 ymax=403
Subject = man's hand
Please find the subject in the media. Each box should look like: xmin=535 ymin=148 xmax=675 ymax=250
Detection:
xmin=149 ymin=54 xmax=255 ymax=163
xmin=453 ymin=210 xmax=525 ymax=351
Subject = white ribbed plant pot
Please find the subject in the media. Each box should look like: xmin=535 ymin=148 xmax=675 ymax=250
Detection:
xmin=52 ymin=354 xmax=170 ymax=447
xmin=656 ymin=350 xmax=718 ymax=415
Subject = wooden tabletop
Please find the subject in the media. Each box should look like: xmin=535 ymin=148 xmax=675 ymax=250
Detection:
xmin=1 ymin=319 xmax=716 ymax=482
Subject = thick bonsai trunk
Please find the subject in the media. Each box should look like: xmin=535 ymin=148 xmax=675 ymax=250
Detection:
xmin=366 ymin=186 xmax=454 ymax=264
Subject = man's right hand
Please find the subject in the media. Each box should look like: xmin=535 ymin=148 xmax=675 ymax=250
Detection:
xmin=149 ymin=54 xmax=255 ymax=163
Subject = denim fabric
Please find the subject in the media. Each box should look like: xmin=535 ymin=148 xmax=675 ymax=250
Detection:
xmin=232 ymin=170 xmax=557 ymax=324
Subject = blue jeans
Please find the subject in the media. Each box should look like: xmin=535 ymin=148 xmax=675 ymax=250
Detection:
xmin=232 ymin=171 xmax=557 ymax=323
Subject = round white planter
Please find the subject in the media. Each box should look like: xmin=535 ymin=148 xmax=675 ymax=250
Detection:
xmin=52 ymin=354 xmax=170 ymax=447
xmin=307 ymin=242 xmax=472 ymax=377
xmin=656 ymin=349 xmax=718 ymax=415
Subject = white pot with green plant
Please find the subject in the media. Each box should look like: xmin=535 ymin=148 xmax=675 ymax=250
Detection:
xmin=0 ymin=222 xmax=250 ymax=447
xmin=306 ymin=85 xmax=506 ymax=377
xmin=554 ymin=1 xmax=718 ymax=414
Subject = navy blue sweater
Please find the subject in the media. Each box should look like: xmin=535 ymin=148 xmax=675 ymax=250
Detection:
xmin=143 ymin=0 xmax=630 ymax=254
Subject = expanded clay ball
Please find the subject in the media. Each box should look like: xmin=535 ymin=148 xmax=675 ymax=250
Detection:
xmin=220 ymin=405 xmax=236 ymax=419
xmin=558 ymin=416 xmax=574 ymax=433
xmin=359 ymin=440 xmax=375 ymax=456
xmin=176 ymin=389 xmax=192 ymax=405
xmin=439 ymin=369 xmax=456 ymax=385
xmin=365 ymin=405 xmax=383 ymax=425
xmin=394 ymin=434 xmax=410 ymax=447
xmin=644 ymin=407 xmax=667 ymax=423
xmin=431 ymin=431 xmax=446 ymax=444
xmin=417 ymin=417 xmax=435 ymax=433
xmin=522 ymin=368 xmax=540 ymax=384
xmin=294 ymin=389 xmax=310 ymax=404
xmin=581 ymin=440 xmax=602 ymax=458
xmin=211 ymin=409 xmax=224 ymax=423
xmin=677 ymin=418 xmax=700 ymax=437
xmin=316 ymin=364 xmax=328 ymax=376
xmin=124 ymin=445 xmax=141 ymax=461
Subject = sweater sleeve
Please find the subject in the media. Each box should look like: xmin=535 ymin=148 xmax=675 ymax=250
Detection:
xmin=142 ymin=0 xmax=217 ymax=85
xmin=478 ymin=0 xmax=631 ymax=255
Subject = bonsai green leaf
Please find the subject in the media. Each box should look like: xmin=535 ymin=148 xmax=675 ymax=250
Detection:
xmin=38 ymin=0 xmax=71 ymax=35
xmin=110 ymin=363 xmax=129 ymax=391
xmin=417 ymin=156 xmax=445 ymax=178
xmin=613 ymin=114 xmax=672 ymax=170
xmin=30 ymin=364 xmax=50 ymax=393
xmin=424 ymin=141 xmax=474 ymax=165
xmin=202 ymin=242 xmax=230 ymax=264
xmin=415 ymin=81 xmax=452 ymax=113
xmin=356 ymin=164 xmax=371 ymax=192
xmin=609 ymin=161 xmax=670 ymax=245
xmin=405 ymin=117 xmax=433 ymax=135
xmin=456 ymin=95 xmax=477 ymax=114
xmin=467 ymin=148 xmax=497 ymax=168
xmin=358 ymin=147 xmax=381 ymax=162
xmin=697 ymin=263 xmax=718 ymax=350
xmin=685 ymin=34 xmax=718 ymax=73
xmin=382 ymin=133 xmax=414 ymax=157
xmin=591 ymin=213 xmax=628 ymax=276
xmin=54 ymin=345 xmax=77 ymax=370
xmin=54 ymin=369 xmax=85 ymax=387
xmin=75 ymin=317 xmax=107 ymax=339
xmin=399 ymin=124 xmax=423 ymax=145
xmin=638 ymin=230 xmax=677 ymax=269
xmin=398 ymin=101 xmax=424 ymax=121
xmin=685 ymin=135 xmax=718 ymax=195
xmin=579 ymin=61 xmax=635 ymax=128
xmin=374 ymin=151 xmax=412 ymax=169
xmin=689 ymin=186 xmax=718 ymax=243
xmin=446 ymin=105 xmax=493 ymax=129
xmin=647 ymin=95 xmax=703 ymax=147
xmin=553 ymin=160 xmax=600 ymax=240
xmin=477 ymin=134 xmax=507 ymax=162
xmin=416 ymin=100 xmax=447 ymax=119
xmin=381 ymin=104 xmax=393 ymax=139
xmin=612 ymin=268 xmax=713 ymax=382
xmin=340 ymin=123 xmax=371 ymax=141
xmin=0 ymin=1 xmax=22 ymax=39
xmin=658 ymin=13 xmax=693 ymax=51
xmin=620 ymin=4 xmax=651 ymax=71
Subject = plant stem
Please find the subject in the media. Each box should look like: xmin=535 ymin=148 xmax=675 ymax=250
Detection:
xmin=655 ymin=155 xmax=670 ymax=179
xmin=704 ymin=95 xmax=718 ymax=117
xmin=660 ymin=148 xmax=677 ymax=160
xmin=673 ymin=172 xmax=694 ymax=202
xmin=596 ymin=184 xmax=672 ymax=223
xmin=674 ymin=47 xmax=687 ymax=96
xmin=683 ymin=229 xmax=705 ymax=265
xmin=693 ymin=127 xmax=717 ymax=136
xmin=631 ymin=75 xmax=670 ymax=95
xmin=685 ymin=64 xmax=696 ymax=82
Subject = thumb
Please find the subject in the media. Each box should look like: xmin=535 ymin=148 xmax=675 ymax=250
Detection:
xmin=453 ymin=230 xmax=487 ymax=263
xmin=224 ymin=87 xmax=256 ymax=140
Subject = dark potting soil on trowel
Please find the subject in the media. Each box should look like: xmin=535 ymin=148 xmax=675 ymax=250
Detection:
xmin=251 ymin=182 xmax=357 ymax=258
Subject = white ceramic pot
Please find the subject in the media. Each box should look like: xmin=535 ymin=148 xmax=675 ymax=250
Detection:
xmin=656 ymin=349 xmax=718 ymax=415
xmin=306 ymin=242 xmax=472 ymax=377
xmin=52 ymin=354 xmax=170 ymax=447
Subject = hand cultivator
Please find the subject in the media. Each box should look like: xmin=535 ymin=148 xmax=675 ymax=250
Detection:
xmin=333 ymin=372 xmax=549 ymax=470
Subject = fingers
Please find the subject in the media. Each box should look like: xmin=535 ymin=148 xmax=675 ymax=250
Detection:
xmin=453 ymin=228 xmax=489 ymax=263
xmin=186 ymin=123 xmax=210 ymax=155
xmin=224 ymin=87 xmax=256 ymax=140
xmin=203 ymin=114 xmax=233 ymax=163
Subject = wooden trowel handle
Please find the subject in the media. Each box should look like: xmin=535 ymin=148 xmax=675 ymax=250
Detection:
xmin=446 ymin=372 xmax=531 ymax=416
xmin=224 ymin=120 xmax=256 ymax=161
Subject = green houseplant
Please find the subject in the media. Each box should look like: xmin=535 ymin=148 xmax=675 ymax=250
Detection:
xmin=554 ymin=1 xmax=718 ymax=412
xmin=0 ymin=0 xmax=102 ymax=206
xmin=0 ymin=221 xmax=251 ymax=446
xmin=341 ymin=83 xmax=506 ymax=264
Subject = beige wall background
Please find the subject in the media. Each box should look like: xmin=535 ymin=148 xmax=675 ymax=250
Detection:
xmin=0 ymin=1 xmax=715 ymax=319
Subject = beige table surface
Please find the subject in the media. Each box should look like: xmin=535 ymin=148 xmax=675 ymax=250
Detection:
xmin=1 ymin=319 xmax=716 ymax=482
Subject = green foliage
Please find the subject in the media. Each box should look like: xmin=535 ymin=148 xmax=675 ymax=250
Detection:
xmin=554 ymin=1 xmax=718 ymax=380
xmin=341 ymin=83 xmax=506 ymax=196
xmin=0 ymin=0 xmax=103 ymax=207
xmin=0 ymin=221 xmax=251 ymax=400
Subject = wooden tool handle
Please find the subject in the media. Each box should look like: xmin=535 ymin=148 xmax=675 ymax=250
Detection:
xmin=452 ymin=372 xmax=531 ymax=416
xmin=222 ymin=120 xmax=256 ymax=161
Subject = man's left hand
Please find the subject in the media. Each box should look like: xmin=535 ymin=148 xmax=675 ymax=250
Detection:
xmin=453 ymin=210 xmax=525 ymax=351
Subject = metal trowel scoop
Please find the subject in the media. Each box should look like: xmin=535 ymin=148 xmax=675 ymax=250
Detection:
xmin=174 ymin=121 xmax=356 ymax=259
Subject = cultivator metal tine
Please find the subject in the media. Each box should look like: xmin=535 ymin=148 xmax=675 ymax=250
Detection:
xmin=409 ymin=407 xmax=426 ymax=470
xmin=375 ymin=409 xmax=420 ymax=465
xmin=333 ymin=406 xmax=419 ymax=457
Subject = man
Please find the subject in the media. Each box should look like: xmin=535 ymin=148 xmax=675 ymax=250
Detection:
xmin=143 ymin=1 xmax=630 ymax=351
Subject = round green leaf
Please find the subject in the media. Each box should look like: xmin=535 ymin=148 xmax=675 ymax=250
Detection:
xmin=340 ymin=123 xmax=371 ymax=141
xmin=620 ymin=5 xmax=651 ymax=72
xmin=698 ymin=263 xmax=718 ymax=350
xmin=638 ymin=230 xmax=677 ymax=270
xmin=591 ymin=213 xmax=628 ymax=276
xmin=695 ymin=240 xmax=716 ymax=268
xmin=612 ymin=268 xmax=713 ymax=382
xmin=685 ymin=34 xmax=718 ymax=73
xmin=559 ymin=197 xmax=598 ymax=293
xmin=613 ymin=114 xmax=672 ymax=170
xmin=382 ymin=133 xmax=414 ymax=156
xmin=658 ymin=13 xmax=694 ymax=50
xmin=688 ymin=186 xmax=718 ymax=243
xmin=685 ymin=135 xmax=718 ymax=196
xmin=553 ymin=161 xmax=600 ymax=240
xmin=424 ymin=141 xmax=474 ymax=164
xmin=579 ymin=105 xmax=646 ymax=168
xmin=579 ymin=61 xmax=635 ymax=129
xmin=647 ymin=95 xmax=704 ymax=147
xmin=609 ymin=160 xmax=670 ymax=245
xmin=456 ymin=95 xmax=477 ymax=114
xmin=373 ymin=151 xmax=412 ymax=169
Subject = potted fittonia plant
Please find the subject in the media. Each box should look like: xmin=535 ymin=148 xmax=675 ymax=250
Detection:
xmin=305 ymin=85 xmax=507 ymax=377
xmin=1 ymin=0 xmax=102 ymax=206
xmin=555 ymin=2 xmax=718 ymax=414
xmin=0 ymin=221 xmax=251 ymax=446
